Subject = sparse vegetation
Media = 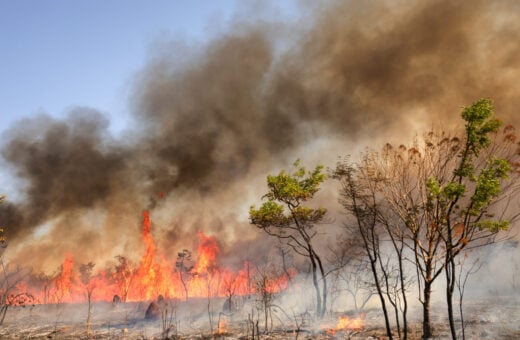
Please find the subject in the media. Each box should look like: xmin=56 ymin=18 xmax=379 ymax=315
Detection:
xmin=0 ymin=100 xmax=518 ymax=339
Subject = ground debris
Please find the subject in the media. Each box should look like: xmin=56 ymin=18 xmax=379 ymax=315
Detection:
xmin=0 ymin=296 xmax=518 ymax=339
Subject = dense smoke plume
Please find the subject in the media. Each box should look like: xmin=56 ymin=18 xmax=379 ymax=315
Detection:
xmin=1 ymin=0 xmax=520 ymax=272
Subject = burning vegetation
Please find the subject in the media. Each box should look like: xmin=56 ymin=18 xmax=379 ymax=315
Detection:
xmin=1 ymin=0 xmax=520 ymax=338
xmin=9 ymin=211 xmax=292 ymax=305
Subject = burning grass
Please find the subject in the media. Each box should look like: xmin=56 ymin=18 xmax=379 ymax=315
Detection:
xmin=1 ymin=214 xmax=519 ymax=339
xmin=6 ymin=211 xmax=292 ymax=306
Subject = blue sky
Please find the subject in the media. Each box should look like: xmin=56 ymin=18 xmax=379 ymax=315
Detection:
xmin=0 ymin=0 xmax=250 ymax=198
xmin=0 ymin=0 xmax=251 ymax=134
xmin=0 ymin=0 xmax=302 ymax=198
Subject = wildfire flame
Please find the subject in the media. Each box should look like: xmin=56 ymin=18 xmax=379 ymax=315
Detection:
xmin=9 ymin=210 xmax=294 ymax=304
xmin=325 ymin=314 xmax=364 ymax=335
xmin=217 ymin=316 xmax=230 ymax=334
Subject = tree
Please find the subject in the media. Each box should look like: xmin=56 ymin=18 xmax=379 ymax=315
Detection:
xmin=249 ymin=160 xmax=328 ymax=318
xmin=326 ymin=235 xmax=374 ymax=313
xmin=333 ymin=162 xmax=404 ymax=339
xmin=335 ymin=99 xmax=520 ymax=339
xmin=175 ymin=249 xmax=193 ymax=301
xmin=427 ymin=99 xmax=520 ymax=338
xmin=253 ymin=261 xmax=283 ymax=334
xmin=79 ymin=262 xmax=96 ymax=337
xmin=113 ymin=255 xmax=133 ymax=303
xmin=0 ymin=195 xmax=35 ymax=326
xmin=222 ymin=271 xmax=238 ymax=313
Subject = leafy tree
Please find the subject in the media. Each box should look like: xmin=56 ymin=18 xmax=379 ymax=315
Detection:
xmin=426 ymin=99 xmax=519 ymax=338
xmin=249 ymin=160 xmax=328 ymax=317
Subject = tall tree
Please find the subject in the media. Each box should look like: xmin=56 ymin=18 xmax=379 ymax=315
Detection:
xmin=249 ymin=160 xmax=328 ymax=317
xmin=333 ymin=160 xmax=405 ymax=339
xmin=335 ymin=99 xmax=519 ymax=339
xmin=427 ymin=99 xmax=520 ymax=338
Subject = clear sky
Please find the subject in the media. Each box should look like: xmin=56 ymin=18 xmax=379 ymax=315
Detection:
xmin=0 ymin=0 xmax=248 ymax=134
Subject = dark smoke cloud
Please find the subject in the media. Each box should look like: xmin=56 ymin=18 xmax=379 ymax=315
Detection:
xmin=2 ymin=109 xmax=128 ymax=240
xmin=135 ymin=30 xmax=273 ymax=196
xmin=1 ymin=0 xmax=519 ymax=270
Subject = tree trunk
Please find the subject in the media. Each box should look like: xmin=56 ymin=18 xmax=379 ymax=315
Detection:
xmin=370 ymin=258 xmax=393 ymax=339
xmin=446 ymin=257 xmax=457 ymax=339
xmin=423 ymin=281 xmax=432 ymax=339
xmin=86 ymin=290 xmax=92 ymax=337
xmin=313 ymin=250 xmax=327 ymax=318
xmin=399 ymin=257 xmax=408 ymax=340
xmin=309 ymin=253 xmax=322 ymax=317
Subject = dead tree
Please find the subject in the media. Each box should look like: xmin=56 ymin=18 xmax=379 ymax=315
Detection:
xmin=253 ymin=261 xmax=283 ymax=334
xmin=79 ymin=262 xmax=96 ymax=337
xmin=113 ymin=255 xmax=133 ymax=303
xmin=0 ymin=226 xmax=35 ymax=326
xmin=222 ymin=272 xmax=238 ymax=313
xmin=333 ymin=162 xmax=397 ymax=339
xmin=175 ymin=249 xmax=193 ymax=301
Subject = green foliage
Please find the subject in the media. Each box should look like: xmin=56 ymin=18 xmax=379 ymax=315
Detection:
xmin=470 ymin=158 xmax=511 ymax=216
xmin=443 ymin=182 xmax=466 ymax=200
xmin=456 ymin=98 xmax=502 ymax=179
xmin=461 ymin=98 xmax=502 ymax=156
xmin=428 ymin=99 xmax=513 ymax=232
xmin=249 ymin=200 xmax=290 ymax=229
xmin=475 ymin=220 xmax=509 ymax=233
xmin=264 ymin=160 xmax=326 ymax=205
xmin=426 ymin=177 xmax=441 ymax=196
xmin=426 ymin=177 xmax=466 ymax=207
xmin=250 ymin=160 xmax=327 ymax=231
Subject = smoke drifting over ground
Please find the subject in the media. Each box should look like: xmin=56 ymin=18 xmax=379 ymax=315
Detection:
xmin=1 ymin=0 xmax=520 ymax=272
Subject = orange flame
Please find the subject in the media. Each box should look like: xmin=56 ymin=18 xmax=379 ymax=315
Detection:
xmin=14 ymin=210 xmax=294 ymax=304
xmin=326 ymin=314 xmax=364 ymax=335
xmin=217 ymin=316 xmax=230 ymax=334
xmin=193 ymin=232 xmax=219 ymax=274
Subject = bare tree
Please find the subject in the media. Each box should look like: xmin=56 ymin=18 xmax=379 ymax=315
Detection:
xmin=175 ymin=249 xmax=193 ymax=301
xmin=326 ymin=235 xmax=370 ymax=314
xmin=30 ymin=272 xmax=53 ymax=305
xmin=0 ymin=259 xmax=34 ymax=325
xmin=113 ymin=255 xmax=133 ymax=303
xmin=159 ymin=298 xmax=177 ymax=339
xmin=0 ymin=216 xmax=35 ymax=326
xmin=333 ymin=162 xmax=401 ymax=339
xmin=79 ymin=262 xmax=96 ymax=337
xmin=455 ymin=254 xmax=483 ymax=340
xmin=253 ymin=261 xmax=283 ymax=334
xmin=222 ymin=271 xmax=238 ymax=313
